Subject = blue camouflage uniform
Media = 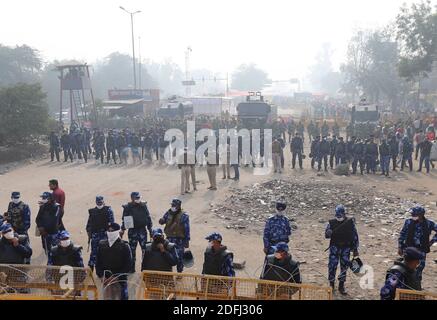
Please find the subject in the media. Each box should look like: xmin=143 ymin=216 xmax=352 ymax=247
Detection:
xmin=122 ymin=194 xmax=153 ymax=272
xmin=160 ymin=209 xmax=190 ymax=273
xmin=86 ymin=198 xmax=115 ymax=269
xmin=6 ymin=195 xmax=31 ymax=263
xmin=263 ymin=214 xmax=291 ymax=255
xmin=398 ymin=217 xmax=437 ymax=281
xmin=325 ymin=207 xmax=359 ymax=285
xmin=47 ymin=231 xmax=84 ymax=267
xmin=6 ymin=197 xmax=31 ymax=236
xmin=203 ymin=233 xmax=235 ymax=277
xmin=380 ymin=247 xmax=424 ymax=300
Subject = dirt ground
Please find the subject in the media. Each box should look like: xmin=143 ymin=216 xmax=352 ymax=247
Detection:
xmin=0 ymin=138 xmax=436 ymax=300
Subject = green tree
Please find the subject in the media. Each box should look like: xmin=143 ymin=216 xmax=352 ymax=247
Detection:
xmin=0 ymin=44 xmax=42 ymax=86
xmin=396 ymin=0 xmax=437 ymax=79
xmin=340 ymin=28 xmax=408 ymax=109
xmin=231 ymin=64 xmax=270 ymax=91
xmin=0 ymin=83 xmax=49 ymax=144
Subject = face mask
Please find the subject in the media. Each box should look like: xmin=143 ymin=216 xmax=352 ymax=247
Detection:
xmin=171 ymin=207 xmax=178 ymax=212
xmin=4 ymin=232 xmax=14 ymax=240
xmin=107 ymin=231 xmax=120 ymax=247
xmin=40 ymin=199 xmax=48 ymax=204
xmin=336 ymin=216 xmax=345 ymax=222
xmin=276 ymin=209 xmax=284 ymax=216
xmin=12 ymin=198 xmax=20 ymax=204
xmin=134 ymin=199 xmax=141 ymax=204
xmin=96 ymin=205 xmax=104 ymax=210
xmin=60 ymin=240 xmax=71 ymax=248
xmin=274 ymin=253 xmax=283 ymax=259
xmin=411 ymin=216 xmax=419 ymax=221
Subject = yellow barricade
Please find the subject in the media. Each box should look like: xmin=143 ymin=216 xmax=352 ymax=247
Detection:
xmin=0 ymin=264 xmax=98 ymax=300
xmin=139 ymin=270 xmax=332 ymax=300
xmin=395 ymin=289 xmax=437 ymax=300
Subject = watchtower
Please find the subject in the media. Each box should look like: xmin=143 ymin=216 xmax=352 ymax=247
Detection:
xmin=55 ymin=64 xmax=96 ymax=125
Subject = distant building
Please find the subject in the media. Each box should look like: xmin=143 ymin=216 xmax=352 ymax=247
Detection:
xmin=102 ymin=89 xmax=160 ymax=117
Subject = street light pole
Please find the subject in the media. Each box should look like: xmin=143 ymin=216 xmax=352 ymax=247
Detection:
xmin=119 ymin=6 xmax=141 ymax=90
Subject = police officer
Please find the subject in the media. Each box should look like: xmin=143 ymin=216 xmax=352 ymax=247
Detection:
xmin=400 ymin=136 xmax=414 ymax=172
xmin=0 ymin=223 xmax=32 ymax=264
xmin=290 ymin=132 xmax=304 ymax=170
xmin=398 ymin=206 xmax=437 ymax=282
xmin=310 ymin=136 xmax=320 ymax=169
xmin=49 ymin=131 xmax=60 ymax=162
xmin=389 ymin=134 xmax=399 ymax=171
xmin=325 ymin=205 xmax=359 ymax=295
xmin=141 ymin=228 xmax=178 ymax=272
xmin=202 ymin=232 xmax=235 ymax=277
xmin=130 ymin=132 xmax=142 ymax=164
xmin=74 ymin=129 xmax=88 ymax=163
xmin=329 ymin=135 xmax=338 ymax=169
xmin=60 ymin=130 xmax=73 ymax=162
xmin=335 ymin=137 xmax=347 ymax=165
xmin=86 ymin=196 xmax=115 ymax=270
xmin=379 ymin=139 xmax=391 ymax=177
xmin=4 ymin=192 xmax=31 ymax=263
xmin=106 ymin=130 xmax=117 ymax=164
xmin=351 ymin=138 xmax=365 ymax=175
xmin=4 ymin=192 xmax=31 ymax=238
xmin=35 ymin=192 xmax=61 ymax=259
xmin=159 ymin=199 xmax=190 ymax=273
xmin=96 ymin=223 xmax=132 ymax=300
xmin=380 ymin=247 xmax=423 ymax=300
xmin=261 ymin=242 xmax=301 ymax=284
xmin=263 ymin=200 xmax=291 ymax=255
xmin=365 ymin=137 xmax=378 ymax=174
xmin=121 ymin=192 xmax=153 ymax=273
xmin=94 ymin=130 xmax=105 ymax=165
xmin=318 ymin=136 xmax=330 ymax=172
xmin=48 ymin=230 xmax=84 ymax=267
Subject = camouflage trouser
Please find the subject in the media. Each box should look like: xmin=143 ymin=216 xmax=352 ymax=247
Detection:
xmin=41 ymin=233 xmax=59 ymax=261
xmin=128 ymin=229 xmax=148 ymax=272
xmin=328 ymin=246 xmax=351 ymax=283
xmin=416 ymin=253 xmax=426 ymax=282
xmin=18 ymin=231 xmax=31 ymax=264
xmin=88 ymin=231 xmax=107 ymax=268
xmin=167 ymin=237 xmax=185 ymax=273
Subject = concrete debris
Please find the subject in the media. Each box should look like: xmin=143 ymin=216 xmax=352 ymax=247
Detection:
xmin=210 ymin=178 xmax=416 ymax=232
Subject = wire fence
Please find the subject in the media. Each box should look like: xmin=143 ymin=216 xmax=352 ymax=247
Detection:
xmin=139 ymin=270 xmax=332 ymax=300
xmin=0 ymin=264 xmax=98 ymax=300
xmin=395 ymin=289 xmax=437 ymax=300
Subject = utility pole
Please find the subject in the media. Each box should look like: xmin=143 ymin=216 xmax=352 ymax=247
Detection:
xmin=185 ymin=46 xmax=192 ymax=97
xmin=138 ymin=36 xmax=142 ymax=90
xmin=119 ymin=6 xmax=141 ymax=90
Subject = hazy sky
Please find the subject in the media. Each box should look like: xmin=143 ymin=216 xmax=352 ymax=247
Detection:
xmin=1 ymin=0 xmax=419 ymax=80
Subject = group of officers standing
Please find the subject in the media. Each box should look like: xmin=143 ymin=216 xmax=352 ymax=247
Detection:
xmin=263 ymin=199 xmax=437 ymax=299
xmin=0 ymin=185 xmax=238 ymax=300
xmin=1 ymin=181 xmax=436 ymax=300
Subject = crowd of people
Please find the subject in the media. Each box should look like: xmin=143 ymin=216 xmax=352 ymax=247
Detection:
xmin=1 ymin=177 xmax=436 ymax=300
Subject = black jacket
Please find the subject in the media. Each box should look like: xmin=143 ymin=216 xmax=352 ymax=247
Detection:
xmin=96 ymin=238 xmax=132 ymax=278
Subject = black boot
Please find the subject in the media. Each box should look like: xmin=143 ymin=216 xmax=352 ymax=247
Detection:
xmin=338 ymin=281 xmax=348 ymax=295
xmin=330 ymin=281 xmax=335 ymax=291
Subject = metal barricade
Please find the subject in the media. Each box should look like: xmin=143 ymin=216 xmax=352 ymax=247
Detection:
xmin=395 ymin=289 xmax=437 ymax=300
xmin=139 ymin=270 xmax=332 ymax=300
xmin=0 ymin=264 xmax=98 ymax=300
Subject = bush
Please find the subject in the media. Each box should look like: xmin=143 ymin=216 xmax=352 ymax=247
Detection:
xmin=0 ymin=83 xmax=49 ymax=145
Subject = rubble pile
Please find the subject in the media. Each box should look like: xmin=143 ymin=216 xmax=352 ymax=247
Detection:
xmin=210 ymin=178 xmax=419 ymax=232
